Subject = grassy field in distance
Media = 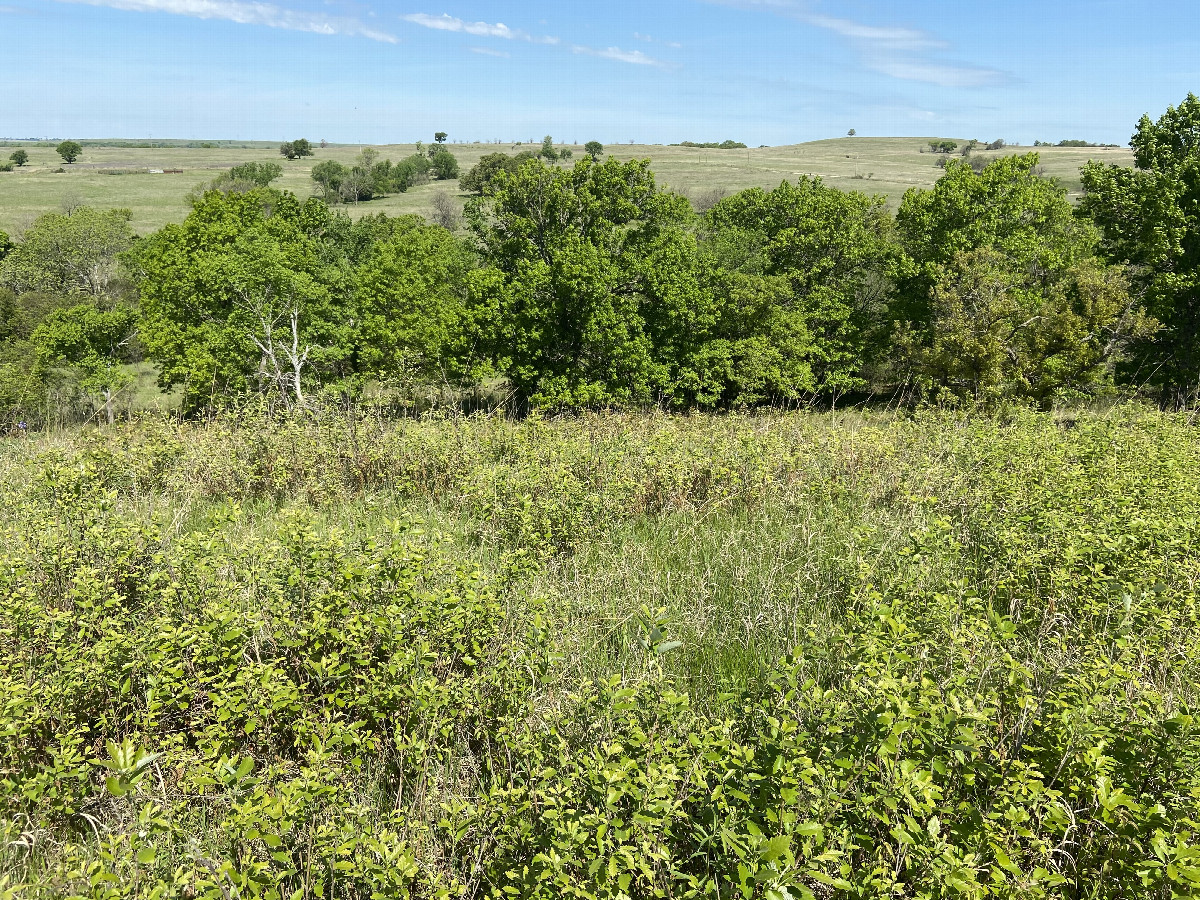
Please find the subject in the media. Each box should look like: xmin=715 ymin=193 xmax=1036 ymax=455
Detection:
xmin=0 ymin=137 xmax=1134 ymax=236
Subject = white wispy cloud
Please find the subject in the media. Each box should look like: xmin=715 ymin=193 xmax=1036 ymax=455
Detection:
xmin=402 ymin=11 xmax=669 ymax=67
xmin=48 ymin=0 xmax=397 ymax=41
xmin=634 ymin=31 xmax=682 ymax=49
xmin=868 ymin=58 xmax=1005 ymax=89
xmin=803 ymin=14 xmax=942 ymax=52
xmin=701 ymin=0 xmax=1007 ymax=87
xmin=571 ymin=44 xmax=669 ymax=67
xmin=402 ymin=12 xmax=558 ymax=44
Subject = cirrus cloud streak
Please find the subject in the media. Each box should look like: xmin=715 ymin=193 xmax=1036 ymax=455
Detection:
xmin=45 ymin=0 xmax=397 ymax=41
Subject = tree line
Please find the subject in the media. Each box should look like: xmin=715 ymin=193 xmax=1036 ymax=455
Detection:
xmin=1 ymin=95 xmax=1198 ymax=423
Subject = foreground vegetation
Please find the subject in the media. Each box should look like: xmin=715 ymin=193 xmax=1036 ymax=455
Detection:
xmin=2 ymin=405 xmax=1200 ymax=898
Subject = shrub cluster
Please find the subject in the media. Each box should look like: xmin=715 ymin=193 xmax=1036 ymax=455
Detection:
xmin=2 ymin=409 xmax=1200 ymax=896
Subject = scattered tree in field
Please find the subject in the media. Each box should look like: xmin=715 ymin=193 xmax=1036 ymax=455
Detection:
xmin=209 ymin=161 xmax=284 ymax=193
xmin=539 ymin=136 xmax=559 ymax=162
xmin=56 ymin=141 xmax=82 ymax=164
xmin=10 ymin=150 xmax=28 ymax=167
xmin=339 ymin=166 xmax=375 ymax=205
xmin=986 ymin=138 xmax=1006 ymax=150
xmin=847 ymin=129 xmax=856 ymax=137
xmin=279 ymin=139 xmax=314 ymax=160
xmin=311 ymin=160 xmax=349 ymax=202
xmin=1081 ymin=93 xmax=1200 ymax=407
xmin=929 ymin=141 xmax=958 ymax=154
xmin=434 ymin=132 xmax=448 ymax=145
xmin=429 ymin=149 xmax=459 ymax=180
xmin=584 ymin=141 xmax=604 ymax=161
xmin=429 ymin=192 xmax=459 ymax=231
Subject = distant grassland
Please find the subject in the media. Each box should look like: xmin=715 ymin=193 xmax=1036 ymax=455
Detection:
xmin=0 ymin=138 xmax=1134 ymax=235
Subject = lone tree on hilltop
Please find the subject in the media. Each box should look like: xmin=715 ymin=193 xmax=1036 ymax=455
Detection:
xmin=434 ymin=132 xmax=448 ymax=144
xmin=56 ymin=141 xmax=82 ymax=164
xmin=540 ymin=135 xmax=559 ymax=162
xmin=584 ymin=141 xmax=604 ymax=160
xmin=10 ymin=150 xmax=28 ymax=167
xmin=847 ymin=129 xmax=856 ymax=136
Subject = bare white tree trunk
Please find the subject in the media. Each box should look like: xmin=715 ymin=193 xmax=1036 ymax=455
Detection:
xmin=239 ymin=287 xmax=312 ymax=410
xmin=284 ymin=308 xmax=310 ymax=408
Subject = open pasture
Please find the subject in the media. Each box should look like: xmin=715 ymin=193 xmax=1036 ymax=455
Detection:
xmin=0 ymin=138 xmax=1133 ymax=235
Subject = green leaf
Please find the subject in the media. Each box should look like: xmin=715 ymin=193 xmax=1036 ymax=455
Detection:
xmin=760 ymin=835 xmax=791 ymax=864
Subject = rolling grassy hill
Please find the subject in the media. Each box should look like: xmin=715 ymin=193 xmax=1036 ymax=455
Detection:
xmin=0 ymin=137 xmax=1133 ymax=236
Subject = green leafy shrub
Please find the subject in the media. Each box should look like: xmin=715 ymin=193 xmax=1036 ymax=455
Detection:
xmin=2 ymin=408 xmax=1200 ymax=897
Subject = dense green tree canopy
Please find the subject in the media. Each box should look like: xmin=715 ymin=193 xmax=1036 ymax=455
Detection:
xmin=56 ymin=141 xmax=82 ymax=164
xmin=460 ymin=152 xmax=536 ymax=195
xmin=899 ymin=154 xmax=1091 ymax=274
xmin=33 ymin=300 xmax=139 ymax=423
xmin=0 ymin=207 xmax=135 ymax=297
xmin=355 ymin=216 xmax=475 ymax=386
xmin=0 ymin=289 xmax=71 ymax=424
xmin=896 ymin=154 xmax=1149 ymax=405
xmin=898 ymin=249 xmax=1154 ymax=405
xmin=1081 ymin=93 xmax=1200 ymax=406
xmin=130 ymin=189 xmax=353 ymax=410
xmin=705 ymin=177 xmax=909 ymax=398
xmin=429 ymin=149 xmax=460 ymax=181
xmin=466 ymin=157 xmax=696 ymax=406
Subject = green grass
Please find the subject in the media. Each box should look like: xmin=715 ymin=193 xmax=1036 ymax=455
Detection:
xmin=0 ymin=138 xmax=1134 ymax=235
xmin=2 ymin=405 xmax=1199 ymax=897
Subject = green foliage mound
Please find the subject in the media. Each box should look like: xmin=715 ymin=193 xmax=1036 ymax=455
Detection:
xmin=1082 ymin=93 xmax=1200 ymax=407
xmin=2 ymin=409 xmax=1200 ymax=897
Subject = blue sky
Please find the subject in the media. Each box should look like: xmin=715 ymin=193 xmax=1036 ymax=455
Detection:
xmin=1 ymin=0 xmax=1197 ymax=145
